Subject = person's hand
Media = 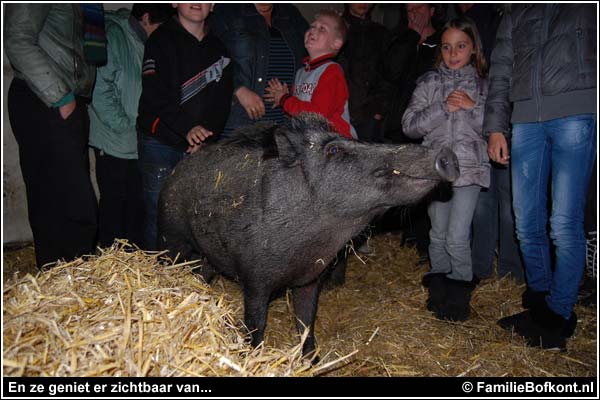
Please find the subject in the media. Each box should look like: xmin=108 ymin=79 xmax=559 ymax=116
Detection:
xmin=374 ymin=113 xmax=383 ymax=121
xmin=59 ymin=100 xmax=77 ymax=120
xmin=488 ymin=132 xmax=510 ymax=165
xmin=264 ymin=78 xmax=289 ymax=109
xmin=186 ymin=142 xmax=207 ymax=154
xmin=235 ymin=86 xmax=265 ymax=120
xmin=186 ymin=125 xmax=213 ymax=153
xmin=447 ymin=90 xmax=475 ymax=111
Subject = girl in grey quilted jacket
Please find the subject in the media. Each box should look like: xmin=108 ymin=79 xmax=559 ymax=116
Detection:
xmin=402 ymin=17 xmax=490 ymax=322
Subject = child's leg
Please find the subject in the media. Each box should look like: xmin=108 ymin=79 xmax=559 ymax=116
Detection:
xmin=427 ymin=198 xmax=452 ymax=275
xmin=445 ymin=185 xmax=481 ymax=282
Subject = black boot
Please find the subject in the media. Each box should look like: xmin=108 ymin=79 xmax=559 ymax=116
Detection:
xmin=521 ymin=288 xmax=550 ymax=309
xmin=437 ymin=278 xmax=476 ymax=321
xmin=498 ymin=288 xmax=550 ymax=331
xmin=498 ymin=302 xmax=577 ymax=350
xmin=530 ymin=300 xmax=578 ymax=339
xmin=422 ymin=273 xmax=448 ymax=315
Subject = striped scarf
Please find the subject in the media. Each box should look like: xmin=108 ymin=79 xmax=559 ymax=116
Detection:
xmin=80 ymin=4 xmax=107 ymax=65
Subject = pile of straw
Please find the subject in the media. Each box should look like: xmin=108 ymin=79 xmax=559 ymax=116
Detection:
xmin=3 ymin=234 xmax=596 ymax=377
xmin=3 ymin=241 xmax=352 ymax=377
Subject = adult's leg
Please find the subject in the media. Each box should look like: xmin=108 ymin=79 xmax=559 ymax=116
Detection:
xmin=51 ymin=100 xmax=98 ymax=261
xmin=471 ymin=165 xmax=499 ymax=280
xmin=546 ymin=114 xmax=597 ymax=319
xmin=124 ymin=158 xmax=145 ymax=248
xmin=496 ymin=161 xmax=524 ymax=282
xmin=8 ymin=79 xmax=97 ymax=266
xmin=94 ymin=149 xmax=128 ymax=248
xmin=511 ymin=121 xmax=552 ymax=293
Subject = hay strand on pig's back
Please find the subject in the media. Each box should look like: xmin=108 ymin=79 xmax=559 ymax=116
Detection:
xmin=2 ymin=240 xmax=350 ymax=377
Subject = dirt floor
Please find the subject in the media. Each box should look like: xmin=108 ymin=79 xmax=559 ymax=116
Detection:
xmin=2 ymin=233 xmax=597 ymax=377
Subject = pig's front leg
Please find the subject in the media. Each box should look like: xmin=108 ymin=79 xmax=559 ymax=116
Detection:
xmin=242 ymin=281 xmax=270 ymax=348
xmin=292 ymin=280 xmax=321 ymax=363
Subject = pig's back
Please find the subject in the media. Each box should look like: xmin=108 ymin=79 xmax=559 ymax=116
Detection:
xmin=158 ymin=133 xmax=274 ymax=277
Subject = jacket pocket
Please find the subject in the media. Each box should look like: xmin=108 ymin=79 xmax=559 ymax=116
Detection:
xmin=575 ymin=28 xmax=595 ymax=74
xmin=454 ymin=140 xmax=487 ymax=168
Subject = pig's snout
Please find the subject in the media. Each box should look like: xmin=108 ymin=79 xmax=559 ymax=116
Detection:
xmin=435 ymin=147 xmax=460 ymax=182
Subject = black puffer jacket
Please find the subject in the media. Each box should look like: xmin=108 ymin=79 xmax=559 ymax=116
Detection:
xmin=484 ymin=4 xmax=597 ymax=137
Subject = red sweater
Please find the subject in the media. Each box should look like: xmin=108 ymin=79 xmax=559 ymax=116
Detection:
xmin=280 ymin=54 xmax=357 ymax=139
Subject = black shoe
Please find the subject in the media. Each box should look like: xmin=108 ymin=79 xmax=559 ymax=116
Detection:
xmin=521 ymin=288 xmax=550 ymax=309
xmin=437 ymin=278 xmax=476 ymax=321
xmin=498 ymin=304 xmax=577 ymax=350
xmin=498 ymin=310 xmax=528 ymax=331
xmin=530 ymin=300 xmax=577 ymax=338
xmin=422 ymin=273 xmax=447 ymax=315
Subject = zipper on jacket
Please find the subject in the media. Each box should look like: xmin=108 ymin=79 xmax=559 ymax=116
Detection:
xmin=576 ymin=27 xmax=584 ymax=74
xmin=534 ymin=4 xmax=551 ymax=122
xmin=72 ymin=4 xmax=79 ymax=90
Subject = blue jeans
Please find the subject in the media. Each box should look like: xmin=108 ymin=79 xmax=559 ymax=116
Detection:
xmin=512 ymin=114 xmax=597 ymax=319
xmin=427 ymin=185 xmax=481 ymax=282
xmin=138 ymin=137 xmax=185 ymax=250
xmin=472 ymin=162 xmax=524 ymax=282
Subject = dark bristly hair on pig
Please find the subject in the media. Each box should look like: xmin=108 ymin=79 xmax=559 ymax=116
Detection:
xmin=220 ymin=113 xmax=337 ymax=166
xmin=157 ymin=112 xmax=459 ymax=363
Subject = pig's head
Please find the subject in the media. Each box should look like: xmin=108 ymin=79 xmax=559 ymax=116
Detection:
xmin=272 ymin=113 xmax=459 ymax=220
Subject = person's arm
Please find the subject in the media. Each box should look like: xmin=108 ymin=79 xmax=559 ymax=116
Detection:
xmin=89 ymin=25 xmax=134 ymax=133
xmin=401 ymin=75 xmax=449 ymax=139
xmin=483 ymin=7 xmax=514 ymax=165
xmin=212 ymin=6 xmax=265 ymax=120
xmin=4 ymin=4 xmax=73 ymax=107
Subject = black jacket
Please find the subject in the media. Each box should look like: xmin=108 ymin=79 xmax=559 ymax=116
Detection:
xmin=383 ymin=26 xmax=441 ymax=142
xmin=337 ymin=12 xmax=393 ymax=124
xmin=484 ymin=4 xmax=597 ymax=137
xmin=137 ymin=17 xmax=234 ymax=149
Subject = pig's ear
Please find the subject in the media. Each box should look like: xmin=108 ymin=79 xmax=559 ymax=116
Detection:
xmin=273 ymin=129 xmax=304 ymax=167
xmin=291 ymin=112 xmax=333 ymax=134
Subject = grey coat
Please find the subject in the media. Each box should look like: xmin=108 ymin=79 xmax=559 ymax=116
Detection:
xmin=402 ymin=64 xmax=490 ymax=188
xmin=483 ymin=4 xmax=597 ymax=137
xmin=4 ymin=4 xmax=96 ymax=107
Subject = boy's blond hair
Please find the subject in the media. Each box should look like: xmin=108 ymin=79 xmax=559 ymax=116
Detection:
xmin=315 ymin=9 xmax=347 ymax=44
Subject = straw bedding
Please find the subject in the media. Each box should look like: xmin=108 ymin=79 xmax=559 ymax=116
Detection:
xmin=2 ymin=235 xmax=597 ymax=377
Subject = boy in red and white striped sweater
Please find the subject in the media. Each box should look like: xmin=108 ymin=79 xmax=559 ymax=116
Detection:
xmin=265 ymin=9 xmax=357 ymax=139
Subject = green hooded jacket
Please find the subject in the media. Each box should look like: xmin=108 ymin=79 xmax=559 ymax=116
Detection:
xmin=88 ymin=9 xmax=146 ymax=159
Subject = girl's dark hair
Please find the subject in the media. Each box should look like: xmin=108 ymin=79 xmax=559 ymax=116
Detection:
xmin=434 ymin=16 xmax=488 ymax=77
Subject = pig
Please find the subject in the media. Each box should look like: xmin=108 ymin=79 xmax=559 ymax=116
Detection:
xmin=157 ymin=113 xmax=459 ymax=360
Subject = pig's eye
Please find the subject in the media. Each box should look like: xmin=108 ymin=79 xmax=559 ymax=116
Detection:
xmin=326 ymin=144 xmax=342 ymax=156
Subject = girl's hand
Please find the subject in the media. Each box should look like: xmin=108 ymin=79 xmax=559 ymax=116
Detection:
xmin=447 ymin=90 xmax=475 ymax=111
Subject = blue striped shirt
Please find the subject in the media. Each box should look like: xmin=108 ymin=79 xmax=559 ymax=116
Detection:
xmin=263 ymin=27 xmax=296 ymax=125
